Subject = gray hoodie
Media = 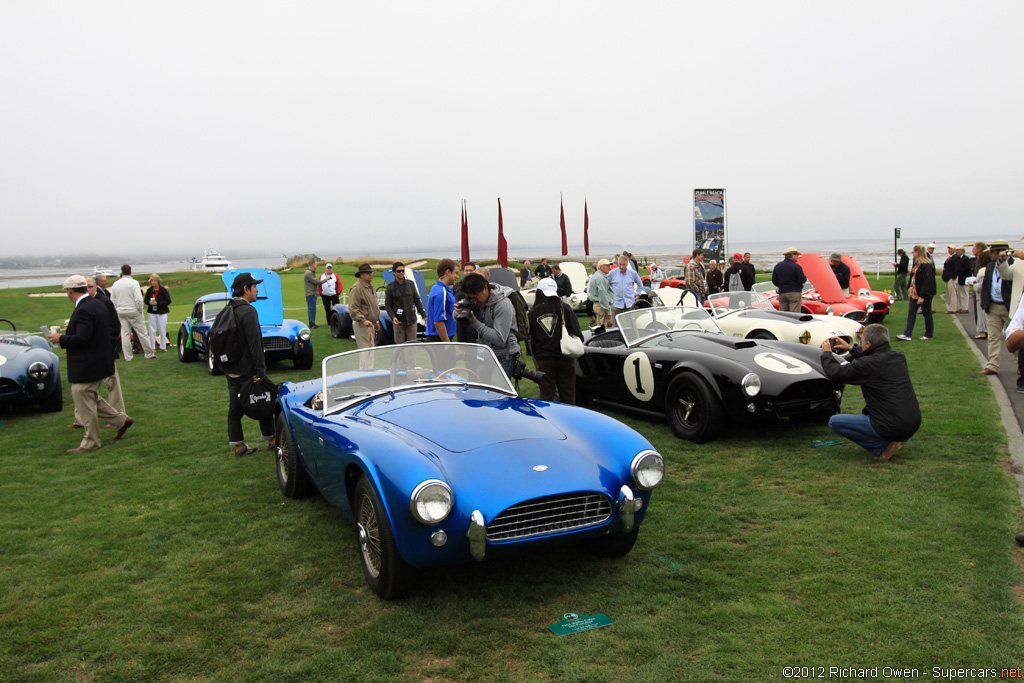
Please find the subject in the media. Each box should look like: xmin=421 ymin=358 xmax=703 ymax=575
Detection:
xmin=470 ymin=284 xmax=519 ymax=358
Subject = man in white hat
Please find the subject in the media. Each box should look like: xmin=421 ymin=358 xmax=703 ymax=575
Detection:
xmin=588 ymin=259 xmax=614 ymax=327
xmin=318 ymin=263 xmax=342 ymax=321
xmin=772 ymin=247 xmax=806 ymax=312
xmin=47 ymin=275 xmax=134 ymax=453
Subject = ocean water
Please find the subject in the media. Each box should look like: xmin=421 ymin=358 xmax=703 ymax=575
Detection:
xmin=3 ymin=236 xmax=1017 ymax=289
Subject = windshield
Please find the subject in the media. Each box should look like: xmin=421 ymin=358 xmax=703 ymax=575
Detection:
xmin=707 ymin=290 xmax=775 ymax=316
xmin=321 ymin=342 xmax=516 ymax=415
xmin=615 ymin=306 xmax=723 ymax=347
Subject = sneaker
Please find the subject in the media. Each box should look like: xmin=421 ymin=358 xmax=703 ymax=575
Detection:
xmin=309 ymin=323 xmax=319 ymax=329
xmin=919 ymin=336 xmax=932 ymax=340
xmin=896 ymin=334 xmax=912 ymax=341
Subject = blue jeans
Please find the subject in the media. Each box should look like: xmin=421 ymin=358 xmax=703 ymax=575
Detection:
xmin=829 ymin=414 xmax=907 ymax=456
xmin=902 ymin=295 xmax=933 ymax=338
xmin=306 ymin=295 xmax=317 ymax=325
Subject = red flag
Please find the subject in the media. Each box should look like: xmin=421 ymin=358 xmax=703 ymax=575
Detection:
xmin=559 ymin=195 xmax=568 ymax=256
xmin=583 ymin=198 xmax=590 ymax=256
xmin=461 ymin=201 xmax=470 ymax=267
xmin=497 ymin=198 xmax=508 ymax=268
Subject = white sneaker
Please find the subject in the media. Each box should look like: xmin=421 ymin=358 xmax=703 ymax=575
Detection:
xmin=896 ymin=334 xmax=912 ymax=341
xmin=919 ymin=336 xmax=932 ymax=340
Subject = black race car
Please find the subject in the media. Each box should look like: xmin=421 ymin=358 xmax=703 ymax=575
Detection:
xmin=576 ymin=306 xmax=842 ymax=443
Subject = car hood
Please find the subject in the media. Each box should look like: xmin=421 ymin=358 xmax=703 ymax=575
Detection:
xmin=363 ymin=389 xmax=567 ymax=453
xmin=0 ymin=337 xmax=54 ymax=364
xmin=729 ymin=309 xmax=814 ymax=323
xmin=646 ymin=333 xmax=825 ymax=377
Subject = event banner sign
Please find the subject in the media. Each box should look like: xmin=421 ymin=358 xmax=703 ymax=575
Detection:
xmin=693 ymin=189 xmax=727 ymax=264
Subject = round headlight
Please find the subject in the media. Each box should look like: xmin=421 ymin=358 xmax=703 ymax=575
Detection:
xmin=865 ymin=303 xmax=874 ymax=314
xmin=798 ymin=330 xmax=811 ymax=344
xmin=409 ymin=480 xmax=453 ymax=524
xmin=630 ymin=450 xmax=664 ymax=490
xmin=298 ymin=327 xmax=311 ymax=341
xmin=888 ymin=294 xmax=895 ymax=305
xmin=741 ymin=372 xmax=761 ymax=397
xmin=28 ymin=361 xmax=49 ymax=380
xmin=825 ymin=306 xmax=835 ymax=316
xmin=856 ymin=326 xmax=864 ymax=341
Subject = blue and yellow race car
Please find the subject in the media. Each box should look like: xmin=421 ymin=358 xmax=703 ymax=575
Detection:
xmin=177 ymin=268 xmax=313 ymax=374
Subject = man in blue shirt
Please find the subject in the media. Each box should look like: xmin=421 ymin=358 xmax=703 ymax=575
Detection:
xmin=427 ymin=258 xmax=458 ymax=342
xmin=607 ymin=255 xmax=644 ymax=327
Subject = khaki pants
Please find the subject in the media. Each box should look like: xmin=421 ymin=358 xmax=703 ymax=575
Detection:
xmin=592 ymin=302 xmax=612 ymax=327
xmin=393 ymin=323 xmax=417 ymax=344
xmin=610 ymin=305 xmax=632 ymax=328
xmin=117 ymin=308 xmax=154 ymax=360
xmin=354 ymin=323 xmax=373 ymax=349
xmin=984 ymin=302 xmax=1011 ymax=372
xmin=778 ymin=292 xmax=802 ymax=312
xmin=104 ymin=365 xmax=125 ymax=414
xmin=71 ymin=378 xmax=129 ymax=450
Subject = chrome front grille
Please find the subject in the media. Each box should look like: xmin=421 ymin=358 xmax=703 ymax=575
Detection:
xmin=843 ymin=311 xmax=865 ymax=321
xmin=262 ymin=337 xmax=292 ymax=350
xmin=487 ymin=492 xmax=612 ymax=541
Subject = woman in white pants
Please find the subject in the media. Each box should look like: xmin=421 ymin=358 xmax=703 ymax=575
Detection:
xmin=143 ymin=274 xmax=172 ymax=351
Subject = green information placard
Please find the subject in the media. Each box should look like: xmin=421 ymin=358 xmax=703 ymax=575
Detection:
xmin=547 ymin=612 xmax=615 ymax=636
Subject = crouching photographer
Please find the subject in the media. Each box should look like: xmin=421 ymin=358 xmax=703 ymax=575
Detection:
xmin=457 ymin=273 xmax=520 ymax=377
xmin=819 ymin=324 xmax=921 ymax=461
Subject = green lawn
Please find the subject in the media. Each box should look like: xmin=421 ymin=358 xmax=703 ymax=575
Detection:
xmin=1 ymin=269 xmax=1022 ymax=682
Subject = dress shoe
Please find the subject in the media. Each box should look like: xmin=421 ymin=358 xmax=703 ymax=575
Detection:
xmin=67 ymin=423 xmax=84 ymax=429
xmin=1016 ymin=532 xmax=1024 ymax=547
xmin=979 ymin=369 xmax=998 ymax=376
xmin=65 ymin=446 xmax=95 ymax=454
xmin=115 ymin=416 xmax=135 ymax=440
xmin=958 ymin=310 xmax=969 ymax=313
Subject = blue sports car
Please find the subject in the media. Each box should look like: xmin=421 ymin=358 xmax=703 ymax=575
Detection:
xmin=177 ymin=268 xmax=313 ymax=373
xmin=0 ymin=319 xmax=62 ymax=413
xmin=273 ymin=342 xmax=665 ymax=599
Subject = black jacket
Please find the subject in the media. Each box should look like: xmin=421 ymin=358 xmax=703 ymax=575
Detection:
xmin=220 ymin=299 xmax=267 ymax=378
xmin=384 ymin=279 xmax=425 ymax=327
xmin=528 ymin=295 xmax=583 ymax=361
xmin=831 ymin=261 xmax=851 ymax=290
xmin=771 ymin=258 xmax=806 ymax=294
xmin=724 ymin=263 xmax=754 ymax=291
xmin=143 ymin=286 xmax=172 ymax=315
xmin=941 ymin=253 xmax=959 ymax=282
xmin=980 ymin=261 xmax=1012 ymax=312
xmin=60 ymin=294 xmax=115 ymax=383
xmin=911 ymin=262 xmax=937 ymax=299
xmin=820 ymin=341 xmax=921 ymax=442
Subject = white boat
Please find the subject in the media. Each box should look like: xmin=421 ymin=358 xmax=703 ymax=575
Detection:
xmin=93 ymin=266 xmax=118 ymax=278
xmin=189 ymin=249 xmax=232 ymax=273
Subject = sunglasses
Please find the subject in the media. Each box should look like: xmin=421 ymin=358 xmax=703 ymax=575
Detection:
xmin=394 ymin=269 xmax=405 ymax=273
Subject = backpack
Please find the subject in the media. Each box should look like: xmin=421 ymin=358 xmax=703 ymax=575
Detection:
xmin=209 ymin=300 xmax=246 ymax=366
xmin=728 ymin=271 xmax=743 ymax=292
xmin=507 ymin=290 xmax=530 ymax=342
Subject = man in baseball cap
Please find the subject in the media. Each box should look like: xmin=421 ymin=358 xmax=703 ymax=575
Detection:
xmin=589 ymin=259 xmax=615 ymax=327
xmin=47 ymin=275 xmax=134 ymax=452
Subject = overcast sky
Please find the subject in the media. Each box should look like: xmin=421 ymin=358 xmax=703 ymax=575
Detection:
xmin=2 ymin=1 xmax=1021 ymax=259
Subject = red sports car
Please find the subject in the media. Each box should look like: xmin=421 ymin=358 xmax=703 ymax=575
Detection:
xmin=798 ymin=254 xmax=886 ymax=323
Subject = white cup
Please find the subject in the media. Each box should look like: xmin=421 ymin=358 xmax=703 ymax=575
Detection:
xmin=49 ymin=325 xmax=60 ymax=335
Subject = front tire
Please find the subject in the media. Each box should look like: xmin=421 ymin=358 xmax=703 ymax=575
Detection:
xmin=178 ymin=328 xmax=198 ymax=362
xmin=39 ymin=376 xmax=63 ymax=413
xmin=354 ymin=476 xmax=415 ymax=600
xmin=275 ymin=413 xmax=314 ymax=498
xmin=330 ymin=312 xmax=351 ymax=339
xmin=293 ymin=353 xmax=313 ymax=370
xmin=585 ymin=526 xmax=639 ymax=557
xmin=665 ymin=372 xmax=724 ymax=443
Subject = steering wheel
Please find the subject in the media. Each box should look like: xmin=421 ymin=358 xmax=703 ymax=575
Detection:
xmin=644 ymin=322 xmax=670 ymax=332
xmin=436 ymin=367 xmax=482 ymax=383
xmin=680 ymin=322 xmax=703 ymax=331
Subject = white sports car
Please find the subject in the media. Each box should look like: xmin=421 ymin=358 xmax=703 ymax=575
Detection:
xmin=706 ymin=290 xmax=863 ymax=348
xmin=522 ymin=261 xmax=591 ymax=311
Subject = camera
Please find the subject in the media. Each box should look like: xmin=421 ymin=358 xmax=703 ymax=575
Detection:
xmin=511 ymin=356 xmax=545 ymax=384
xmin=456 ymin=297 xmax=477 ymax=321
xmin=828 ymin=337 xmax=841 ymax=352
